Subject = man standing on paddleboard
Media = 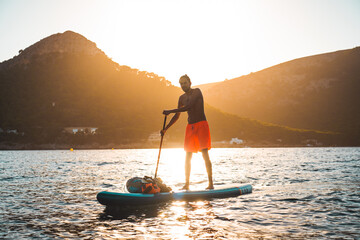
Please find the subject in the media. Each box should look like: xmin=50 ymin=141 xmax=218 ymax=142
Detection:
xmin=161 ymin=74 xmax=214 ymax=190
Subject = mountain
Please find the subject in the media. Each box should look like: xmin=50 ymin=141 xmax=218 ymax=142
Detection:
xmin=0 ymin=31 xmax=104 ymax=70
xmin=0 ymin=31 xmax=338 ymax=148
xmin=197 ymin=47 xmax=360 ymax=144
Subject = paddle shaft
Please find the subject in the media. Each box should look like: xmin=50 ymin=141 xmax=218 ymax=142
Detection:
xmin=154 ymin=115 xmax=167 ymax=179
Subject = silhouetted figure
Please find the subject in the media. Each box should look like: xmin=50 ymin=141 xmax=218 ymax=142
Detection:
xmin=161 ymin=75 xmax=214 ymax=190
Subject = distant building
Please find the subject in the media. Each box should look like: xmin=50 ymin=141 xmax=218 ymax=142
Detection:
xmin=304 ymin=139 xmax=322 ymax=146
xmin=63 ymin=127 xmax=97 ymax=134
xmin=0 ymin=128 xmax=21 ymax=135
xmin=230 ymin=138 xmax=244 ymax=144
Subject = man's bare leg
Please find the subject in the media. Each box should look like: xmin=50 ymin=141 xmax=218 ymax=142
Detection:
xmin=182 ymin=152 xmax=192 ymax=190
xmin=202 ymin=149 xmax=214 ymax=189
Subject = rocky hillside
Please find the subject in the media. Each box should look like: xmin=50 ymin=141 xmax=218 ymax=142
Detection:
xmin=197 ymin=47 xmax=360 ymax=144
xmin=0 ymin=31 xmax=340 ymax=148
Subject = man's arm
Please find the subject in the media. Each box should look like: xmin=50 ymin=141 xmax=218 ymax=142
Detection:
xmin=161 ymin=112 xmax=180 ymax=136
xmin=161 ymin=97 xmax=182 ymax=136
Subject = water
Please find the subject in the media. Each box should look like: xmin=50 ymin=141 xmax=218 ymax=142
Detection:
xmin=1 ymin=148 xmax=359 ymax=239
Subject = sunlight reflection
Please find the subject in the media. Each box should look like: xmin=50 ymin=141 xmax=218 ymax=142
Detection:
xmin=166 ymin=202 xmax=190 ymax=239
xmin=161 ymin=200 xmax=214 ymax=239
xmin=164 ymin=200 xmax=217 ymax=239
xmin=159 ymin=149 xmax=211 ymax=190
xmin=159 ymin=148 xmax=184 ymax=181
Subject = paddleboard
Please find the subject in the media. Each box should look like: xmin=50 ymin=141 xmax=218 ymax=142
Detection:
xmin=97 ymin=184 xmax=252 ymax=207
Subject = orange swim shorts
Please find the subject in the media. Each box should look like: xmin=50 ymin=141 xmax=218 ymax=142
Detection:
xmin=184 ymin=121 xmax=211 ymax=153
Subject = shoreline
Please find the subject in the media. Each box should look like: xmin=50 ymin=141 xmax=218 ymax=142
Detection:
xmin=0 ymin=142 xmax=352 ymax=150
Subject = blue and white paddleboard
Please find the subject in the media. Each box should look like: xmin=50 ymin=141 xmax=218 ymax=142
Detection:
xmin=97 ymin=184 xmax=252 ymax=207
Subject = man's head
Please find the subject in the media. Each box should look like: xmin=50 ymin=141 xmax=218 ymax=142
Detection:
xmin=179 ymin=74 xmax=192 ymax=93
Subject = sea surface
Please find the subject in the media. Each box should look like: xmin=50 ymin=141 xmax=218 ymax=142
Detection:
xmin=1 ymin=148 xmax=359 ymax=239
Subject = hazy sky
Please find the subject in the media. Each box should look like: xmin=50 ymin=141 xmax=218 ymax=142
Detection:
xmin=0 ymin=0 xmax=359 ymax=85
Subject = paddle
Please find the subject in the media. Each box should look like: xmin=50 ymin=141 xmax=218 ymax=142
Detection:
xmin=154 ymin=115 xmax=167 ymax=179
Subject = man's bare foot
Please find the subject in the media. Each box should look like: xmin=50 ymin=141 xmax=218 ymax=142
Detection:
xmin=181 ymin=184 xmax=189 ymax=190
xmin=206 ymin=185 xmax=214 ymax=190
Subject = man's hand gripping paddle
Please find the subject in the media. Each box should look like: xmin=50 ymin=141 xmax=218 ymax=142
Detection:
xmin=154 ymin=115 xmax=167 ymax=179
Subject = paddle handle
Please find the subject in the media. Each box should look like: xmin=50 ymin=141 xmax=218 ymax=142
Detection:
xmin=154 ymin=115 xmax=167 ymax=179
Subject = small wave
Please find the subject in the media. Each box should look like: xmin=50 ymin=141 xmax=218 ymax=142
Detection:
xmin=276 ymin=198 xmax=300 ymax=202
xmin=97 ymin=162 xmax=114 ymax=166
xmin=276 ymin=195 xmax=315 ymax=202
xmin=348 ymin=199 xmax=360 ymax=204
xmin=301 ymin=195 xmax=316 ymax=200
xmin=290 ymin=179 xmax=310 ymax=184
xmin=245 ymin=177 xmax=259 ymax=181
xmin=324 ymin=197 xmax=345 ymax=203
xmin=0 ymin=176 xmax=15 ymax=181
xmin=214 ymin=215 xmax=234 ymax=221
xmin=229 ymin=206 xmax=248 ymax=211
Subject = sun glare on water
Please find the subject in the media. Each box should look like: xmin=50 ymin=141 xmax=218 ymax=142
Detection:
xmin=157 ymin=148 xmax=210 ymax=190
